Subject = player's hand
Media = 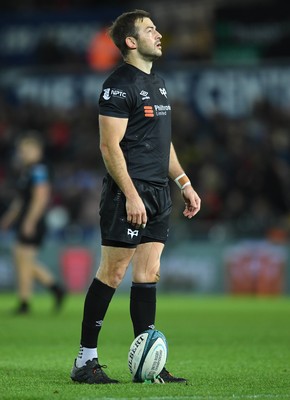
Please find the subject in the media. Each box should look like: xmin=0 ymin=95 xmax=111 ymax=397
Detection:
xmin=181 ymin=185 xmax=201 ymax=219
xmin=126 ymin=195 xmax=147 ymax=229
xmin=21 ymin=219 xmax=36 ymax=237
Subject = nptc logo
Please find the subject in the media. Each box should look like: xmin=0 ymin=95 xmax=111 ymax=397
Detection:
xmin=127 ymin=229 xmax=139 ymax=239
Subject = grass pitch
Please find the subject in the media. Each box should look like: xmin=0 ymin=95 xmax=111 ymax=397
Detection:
xmin=0 ymin=293 xmax=289 ymax=400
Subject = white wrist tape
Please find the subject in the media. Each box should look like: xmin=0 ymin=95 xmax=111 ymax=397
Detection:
xmin=174 ymin=173 xmax=191 ymax=190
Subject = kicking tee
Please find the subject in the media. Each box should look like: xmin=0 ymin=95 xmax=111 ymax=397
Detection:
xmin=99 ymin=63 xmax=172 ymax=186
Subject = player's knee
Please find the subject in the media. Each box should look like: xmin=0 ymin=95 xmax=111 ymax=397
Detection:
xmin=148 ymin=268 xmax=160 ymax=283
xmin=97 ymin=266 xmax=126 ymax=288
xmin=133 ymin=266 xmax=160 ymax=283
xmin=155 ymin=271 xmax=160 ymax=282
xmin=107 ymin=270 xmax=125 ymax=288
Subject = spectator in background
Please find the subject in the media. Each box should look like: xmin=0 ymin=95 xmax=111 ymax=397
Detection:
xmin=0 ymin=132 xmax=66 ymax=314
xmin=87 ymin=26 xmax=121 ymax=71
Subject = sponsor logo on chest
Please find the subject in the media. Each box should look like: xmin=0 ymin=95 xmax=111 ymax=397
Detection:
xmin=143 ymin=104 xmax=171 ymax=117
xmin=141 ymin=87 xmax=170 ymax=117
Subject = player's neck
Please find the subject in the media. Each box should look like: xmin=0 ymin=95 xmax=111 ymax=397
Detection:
xmin=125 ymin=57 xmax=152 ymax=75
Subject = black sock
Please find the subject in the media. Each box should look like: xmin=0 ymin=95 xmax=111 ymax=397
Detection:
xmin=18 ymin=300 xmax=29 ymax=312
xmin=130 ymin=282 xmax=156 ymax=337
xmin=49 ymin=283 xmax=64 ymax=295
xmin=81 ymin=278 xmax=115 ymax=348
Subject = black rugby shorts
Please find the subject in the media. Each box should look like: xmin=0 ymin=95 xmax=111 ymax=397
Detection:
xmin=99 ymin=175 xmax=172 ymax=248
xmin=16 ymin=219 xmax=47 ymax=247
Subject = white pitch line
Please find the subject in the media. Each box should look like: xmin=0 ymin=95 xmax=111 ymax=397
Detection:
xmin=78 ymin=394 xmax=290 ymax=400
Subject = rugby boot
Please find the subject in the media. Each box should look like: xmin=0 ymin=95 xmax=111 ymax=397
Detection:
xmin=71 ymin=358 xmax=119 ymax=384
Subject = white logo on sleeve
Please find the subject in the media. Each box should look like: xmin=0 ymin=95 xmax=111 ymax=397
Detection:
xmin=111 ymin=89 xmax=127 ymax=98
xmin=103 ymin=88 xmax=126 ymax=100
xmin=103 ymin=88 xmax=111 ymax=100
xmin=127 ymin=229 xmax=139 ymax=239
xmin=159 ymin=88 xmax=167 ymax=98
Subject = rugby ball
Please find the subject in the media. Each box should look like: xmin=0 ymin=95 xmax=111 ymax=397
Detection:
xmin=128 ymin=329 xmax=168 ymax=382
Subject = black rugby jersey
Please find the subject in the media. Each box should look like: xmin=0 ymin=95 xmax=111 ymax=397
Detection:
xmin=99 ymin=63 xmax=171 ymax=185
xmin=16 ymin=162 xmax=50 ymax=224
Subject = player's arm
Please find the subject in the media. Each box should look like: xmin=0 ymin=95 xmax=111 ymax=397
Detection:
xmin=99 ymin=115 xmax=147 ymax=228
xmin=169 ymin=142 xmax=201 ymax=219
xmin=22 ymin=182 xmax=50 ymax=236
xmin=0 ymin=198 xmax=23 ymax=230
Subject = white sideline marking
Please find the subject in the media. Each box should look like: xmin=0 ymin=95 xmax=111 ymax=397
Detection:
xmin=79 ymin=395 xmax=290 ymax=400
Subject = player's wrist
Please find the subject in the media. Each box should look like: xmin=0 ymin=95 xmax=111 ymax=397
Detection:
xmin=174 ymin=173 xmax=191 ymax=190
xmin=124 ymin=188 xmax=143 ymax=204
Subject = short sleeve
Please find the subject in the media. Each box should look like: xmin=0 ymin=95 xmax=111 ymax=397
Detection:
xmin=31 ymin=164 xmax=49 ymax=185
xmin=99 ymin=85 xmax=133 ymax=118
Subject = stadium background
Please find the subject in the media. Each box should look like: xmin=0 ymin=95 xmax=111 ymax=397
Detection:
xmin=0 ymin=0 xmax=290 ymax=296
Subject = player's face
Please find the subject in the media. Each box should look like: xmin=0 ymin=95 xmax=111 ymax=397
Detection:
xmin=134 ymin=18 xmax=162 ymax=61
xmin=18 ymin=142 xmax=41 ymax=165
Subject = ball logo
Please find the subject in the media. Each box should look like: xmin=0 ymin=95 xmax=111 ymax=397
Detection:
xmin=128 ymin=330 xmax=168 ymax=382
xmin=151 ymin=347 xmax=163 ymax=372
xmin=128 ymin=335 xmax=145 ymax=374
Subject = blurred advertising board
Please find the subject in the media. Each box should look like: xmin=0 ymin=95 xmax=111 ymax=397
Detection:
xmin=225 ymin=240 xmax=286 ymax=295
xmin=0 ymin=236 xmax=289 ymax=294
xmin=1 ymin=65 xmax=290 ymax=118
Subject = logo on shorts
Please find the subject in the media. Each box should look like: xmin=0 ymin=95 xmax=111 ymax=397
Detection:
xmin=127 ymin=229 xmax=139 ymax=239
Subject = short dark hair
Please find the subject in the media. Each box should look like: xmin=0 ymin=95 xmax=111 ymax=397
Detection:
xmin=108 ymin=9 xmax=151 ymax=58
xmin=17 ymin=131 xmax=44 ymax=149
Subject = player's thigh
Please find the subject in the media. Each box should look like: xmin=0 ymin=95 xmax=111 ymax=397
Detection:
xmin=96 ymin=245 xmax=136 ymax=288
xmin=131 ymin=241 xmax=164 ymax=283
xmin=14 ymin=243 xmax=37 ymax=267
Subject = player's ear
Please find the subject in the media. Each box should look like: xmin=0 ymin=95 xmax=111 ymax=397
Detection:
xmin=125 ymin=36 xmax=137 ymax=50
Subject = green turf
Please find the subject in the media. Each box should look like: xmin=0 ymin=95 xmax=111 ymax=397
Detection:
xmin=0 ymin=293 xmax=289 ymax=400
